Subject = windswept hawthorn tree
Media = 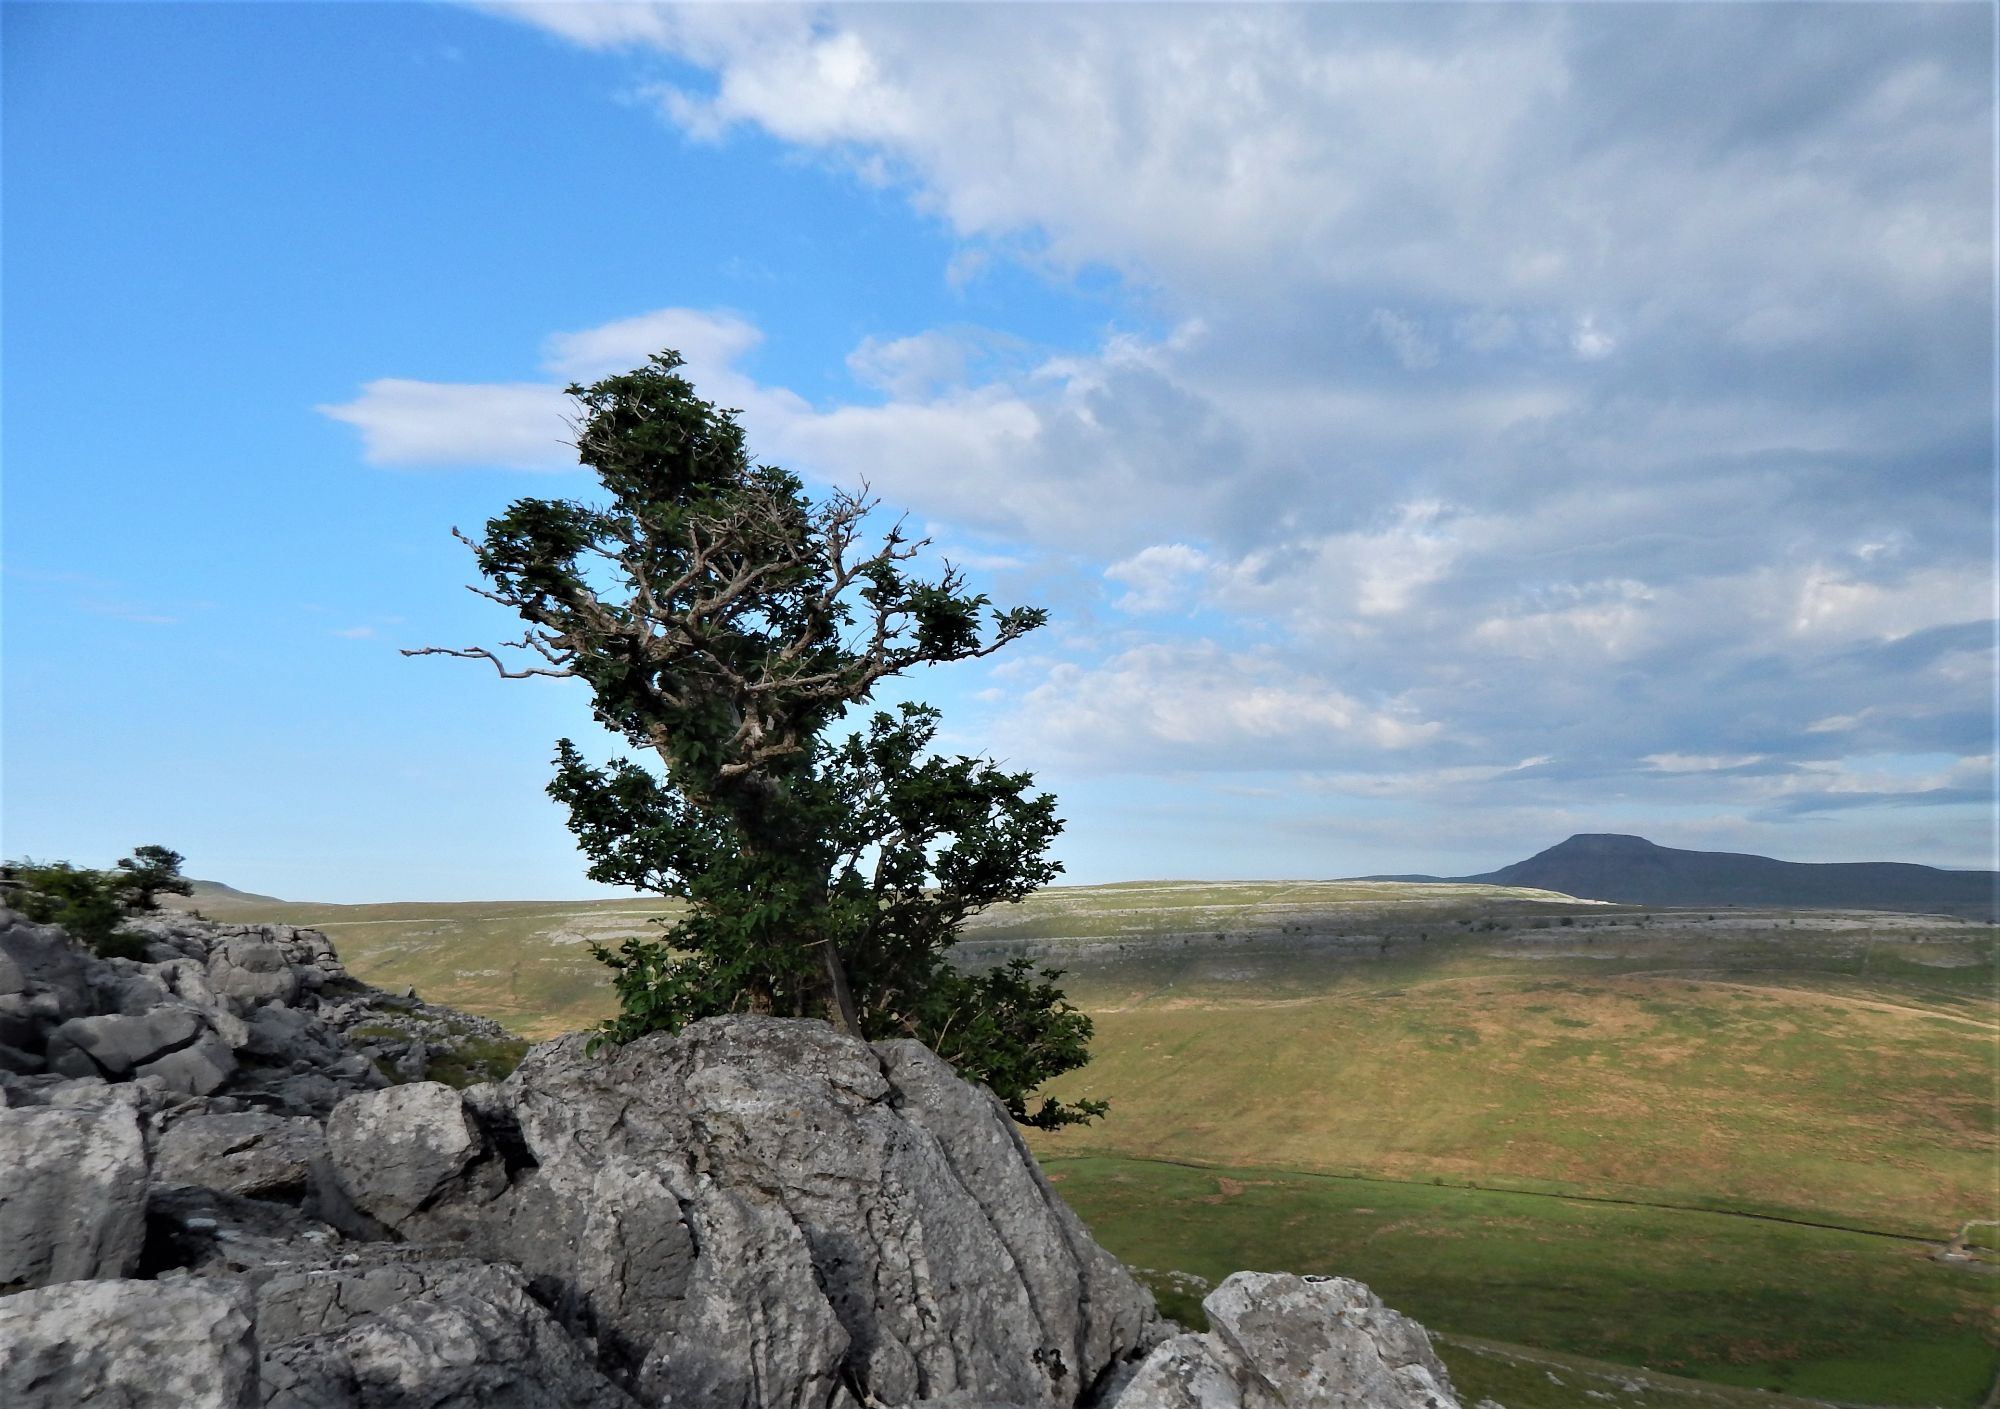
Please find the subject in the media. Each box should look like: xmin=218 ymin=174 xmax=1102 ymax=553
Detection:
xmin=411 ymin=351 xmax=1103 ymax=1128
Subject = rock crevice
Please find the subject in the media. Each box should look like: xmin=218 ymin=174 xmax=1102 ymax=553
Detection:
xmin=0 ymin=907 xmax=1470 ymax=1409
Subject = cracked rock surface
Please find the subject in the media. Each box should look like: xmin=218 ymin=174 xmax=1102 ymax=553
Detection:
xmin=0 ymin=907 xmax=1473 ymax=1409
xmin=1116 ymin=1274 xmax=1461 ymax=1409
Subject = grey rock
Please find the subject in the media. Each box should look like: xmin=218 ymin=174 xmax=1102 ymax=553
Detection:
xmin=156 ymin=1111 xmax=327 ymax=1199
xmin=0 ymin=1099 xmax=149 ymax=1291
xmin=473 ymin=1016 xmax=1161 ymax=1409
xmin=46 ymin=1006 xmax=203 ymax=1078
xmin=244 ymin=1002 xmax=340 ymax=1063
xmin=136 ymin=1030 xmax=239 ymax=1096
xmin=144 ymin=1184 xmax=343 ymax=1279
xmin=209 ymin=939 xmax=302 ymax=1006
xmin=0 ymin=910 xmax=94 ymax=1018
xmin=0 ymin=992 xmax=42 ymax=1052
xmin=0 ymin=1276 xmax=258 ymax=1409
xmin=258 ymin=1258 xmax=639 ymax=1409
xmin=324 ymin=1082 xmax=505 ymax=1232
xmin=1115 ymin=1273 xmax=1460 ymax=1409
xmin=393 ymin=1038 xmax=428 ymax=1082
xmin=108 ymin=968 xmax=176 ymax=1015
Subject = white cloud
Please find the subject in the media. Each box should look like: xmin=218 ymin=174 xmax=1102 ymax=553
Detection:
xmin=845 ymin=329 xmax=972 ymax=400
xmin=1369 ymin=309 xmax=1440 ymax=371
xmin=343 ymin=9 xmax=1993 ymax=863
xmin=1643 ymin=753 xmax=1767 ymax=773
xmin=1104 ymin=544 xmax=1210 ymax=614
xmin=540 ymin=307 xmax=761 ymax=383
xmin=315 ymin=379 xmax=575 ymax=470
xmin=1569 ymin=314 xmax=1616 ymax=361
xmin=1010 ymin=642 xmax=1440 ymax=772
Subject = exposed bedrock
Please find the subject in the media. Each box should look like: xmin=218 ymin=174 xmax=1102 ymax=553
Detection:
xmin=0 ymin=906 xmax=1471 ymax=1409
xmin=323 ymin=1018 xmax=1166 ymax=1409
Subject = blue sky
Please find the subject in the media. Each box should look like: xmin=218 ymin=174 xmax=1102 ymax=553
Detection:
xmin=4 ymin=3 xmax=1993 ymax=901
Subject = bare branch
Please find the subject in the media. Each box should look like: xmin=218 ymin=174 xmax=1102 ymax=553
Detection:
xmin=400 ymin=645 xmax=576 ymax=680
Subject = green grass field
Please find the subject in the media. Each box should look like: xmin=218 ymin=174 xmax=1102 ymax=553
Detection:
xmin=1047 ymin=1154 xmax=1997 ymax=1406
xmin=182 ymin=879 xmax=2000 ymax=1407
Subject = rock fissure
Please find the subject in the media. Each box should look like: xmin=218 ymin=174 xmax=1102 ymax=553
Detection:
xmin=0 ymin=908 xmax=1470 ymax=1409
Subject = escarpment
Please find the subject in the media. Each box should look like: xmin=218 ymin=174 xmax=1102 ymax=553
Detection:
xmin=0 ymin=906 xmax=1469 ymax=1409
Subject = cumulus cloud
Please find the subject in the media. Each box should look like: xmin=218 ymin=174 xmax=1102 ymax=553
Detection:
xmin=316 ymin=379 xmax=575 ymax=470
xmin=1008 ymin=642 xmax=1440 ymax=772
xmin=1103 ymin=544 xmax=1211 ymax=615
xmin=359 ymin=5 xmax=1992 ymax=859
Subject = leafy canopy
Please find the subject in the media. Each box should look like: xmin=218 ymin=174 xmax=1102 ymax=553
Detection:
xmin=2 ymin=845 xmax=192 ymax=959
xmin=415 ymin=351 xmax=1104 ymax=1128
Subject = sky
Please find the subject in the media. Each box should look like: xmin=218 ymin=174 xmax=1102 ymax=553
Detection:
xmin=3 ymin=2 xmax=1994 ymax=901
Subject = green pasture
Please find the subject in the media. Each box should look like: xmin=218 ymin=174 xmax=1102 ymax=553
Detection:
xmin=1046 ymin=1154 xmax=1998 ymax=1408
xmin=180 ymin=891 xmax=659 ymax=1037
xmin=183 ymin=880 xmax=1999 ymax=1404
xmin=1031 ymin=917 xmax=1999 ymax=1239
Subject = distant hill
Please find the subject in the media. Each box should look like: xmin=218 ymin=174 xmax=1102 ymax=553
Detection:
xmin=179 ymin=878 xmax=289 ymax=907
xmin=1370 ymin=834 xmax=1996 ymax=920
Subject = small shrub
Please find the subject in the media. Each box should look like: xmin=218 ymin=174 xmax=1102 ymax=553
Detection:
xmin=3 ymin=844 xmax=191 ymax=960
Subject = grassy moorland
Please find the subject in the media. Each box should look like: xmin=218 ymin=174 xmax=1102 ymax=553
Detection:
xmin=176 ymin=887 xmax=664 ymax=1037
xmin=1015 ymin=895 xmax=1998 ymax=1406
xmin=182 ymin=879 xmax=2000 ymax=1407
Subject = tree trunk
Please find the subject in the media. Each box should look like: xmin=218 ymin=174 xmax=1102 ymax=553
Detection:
xmin=820 ymin=941 xmax=862 ymax=1037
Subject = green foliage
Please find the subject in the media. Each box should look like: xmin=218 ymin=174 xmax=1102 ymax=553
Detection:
xmin=429 ymin=349 xmax=1102 ymax=1127
xmin=116 ymin=844 xmax=193 ymax=912
xmin=0 ymin=843 xmax=187 ymax=959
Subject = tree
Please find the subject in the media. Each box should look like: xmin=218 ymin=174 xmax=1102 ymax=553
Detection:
xmin=412 ymin=350 xmax=1104 ymax=1128
xmin=117 ymin=844 xmax=193 ymax=912
xmin=2 ymin=844 xmax=190 ymax=960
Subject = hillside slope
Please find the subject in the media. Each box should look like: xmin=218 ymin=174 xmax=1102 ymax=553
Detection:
xmin=1379 ymin=834 xmax=1995 ymax=920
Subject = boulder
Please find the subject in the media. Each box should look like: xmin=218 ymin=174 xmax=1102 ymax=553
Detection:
xmin=257 ymin=1257 xmax=639 ymax=1409
xmin=135 ymin=1030 xmax=239 ymax=1096
xmin=1114 ymin=1273 xmax=1461 ymax=1409
xmin=0 ymin=910 xmax=95 ymax=1020
xmin=156 ymin=1111 xmax=327 ymax=1199
xmin=208 ymin=939 xmax=302 ymax=1006
xmin=45 ymin=1006 xmax=203 ymax=1079
xmin=324 ymin=1082 xmax=505 ymax=1232
xmin=458 ymin=1016 xmax=1161 ymax=1409
xmin=0 ymin=1277 xmax=258 ymax=1409
xmin=0 ymin=1099 xmax=149 ymax=1291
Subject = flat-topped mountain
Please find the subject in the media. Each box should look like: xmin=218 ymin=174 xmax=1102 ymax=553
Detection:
xmin=1381 ymin=833 xmax=1996 ymax=920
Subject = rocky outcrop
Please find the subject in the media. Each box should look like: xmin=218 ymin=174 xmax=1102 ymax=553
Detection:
xmin=257 ymin=1258 xmax=638 ymax=1409
xmin=156 ymin=1112 xmax=327 ymax=1200
xmin=0 ymin=1095 xmax=149 ymax=1291
xmin=0 ymin=1277 xmax=259 ymax=1409
xmin=0 ymin=908 xmax=520 ymax=1117
xmin=321 ymin=1020 xmax=1164 ymax=1409
xmin=0 ymin=906 xmax=1472 ymax=1409
xmin=1117 ymin=1274 xmax=1459 ymax=1409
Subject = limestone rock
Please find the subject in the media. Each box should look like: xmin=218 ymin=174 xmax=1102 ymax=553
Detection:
xmin=45 ymin=1006 xmax=203 ymax=1079
xmin=156 ymin=1111 xmax=327 ymax=1199
xmin=136 ymin=1029 xmax=239 ymax=1096
xmin=0 ymin=1099 xmax=149 ymax=1291
xmin=1115 ymin=1273 xmax=1460 ymax=1409
xmin=324 ymin=1082 xmax=505 ymax=1232
xmin=0 ymin=1277 xmax=257 ymax=1409
xmin=256 ymin=1257 xmax=639 ymax=1409
xmin=0 ymin=910 xmax=95 ymax=1023
xmin=144 ymin=1184 xmax=343 ymax=1279
xmin=468 ymin=1016 xmax=1161 ymax=1409
xmin=208 ymin=939 xmax=302 ymax=1007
